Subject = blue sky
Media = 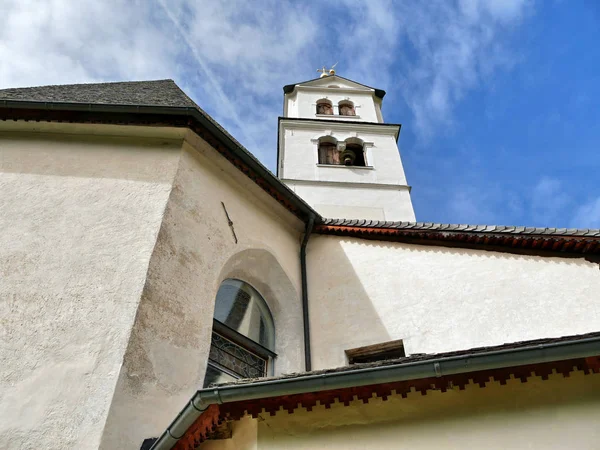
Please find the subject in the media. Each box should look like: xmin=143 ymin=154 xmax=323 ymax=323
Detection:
xmin=2 ymin=0 xmax=599 ymax=227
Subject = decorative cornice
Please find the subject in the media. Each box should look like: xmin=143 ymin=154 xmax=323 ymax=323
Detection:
xmin=173 ymin=356 xmax=600 ymax=450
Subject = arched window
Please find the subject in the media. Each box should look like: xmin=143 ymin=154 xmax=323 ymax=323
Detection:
xmin=318 ymin=136 xmax=340 ymax=165
xmin=341 ymin=138 xmax=366 ymax=166
xmin=203 ymin=279 xmax=276 ymax=387
xmin=316 ymin=99 xmax=333 ymax=115
xmin=338 ymin=100 xmax=356 ymax=116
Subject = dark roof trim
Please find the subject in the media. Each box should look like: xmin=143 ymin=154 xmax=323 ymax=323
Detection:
xmin=283 ymin=75 xmax=386 ymax=99
xmin=151 ymin=331 xmax=600 ymax=450
xmin=0 ymin=99 xmax=320 ymax=223
xmin=315 ymin=219 xmax=600 ymax=259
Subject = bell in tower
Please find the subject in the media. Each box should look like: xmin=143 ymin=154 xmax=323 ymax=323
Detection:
xmin=277 ymin=68 xmax=415 ymax=221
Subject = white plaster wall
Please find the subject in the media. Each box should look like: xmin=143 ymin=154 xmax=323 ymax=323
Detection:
xmin=258 ymin=371 xmax=600 ymax=450
xmin=284 ymin=77 xmax=381 ymax=122
xmin=287 ymin=182 xmax=414 ymax=221
xmin=280 ymin=127 xmax=406 ymax=184
xmin=279 ymin=125 xmax=414 ymax=221
xmin=100 ymin=131 xmax=304 ymax=449
xmin=0 ymin=128 xmax=181 ymax=449
xmin=307 ymin=235 xmax=600 ymax=370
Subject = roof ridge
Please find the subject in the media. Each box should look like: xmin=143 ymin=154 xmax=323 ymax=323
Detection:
xmin=0 ymin=78 xmax=176 ymax=92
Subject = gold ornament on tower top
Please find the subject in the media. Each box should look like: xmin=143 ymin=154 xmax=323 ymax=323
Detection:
xmin=317 ymin=62 xmax=338 ymax=78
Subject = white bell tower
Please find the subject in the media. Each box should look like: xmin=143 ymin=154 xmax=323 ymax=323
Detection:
xmin=277 ymin=69 xmax=416 ymax=221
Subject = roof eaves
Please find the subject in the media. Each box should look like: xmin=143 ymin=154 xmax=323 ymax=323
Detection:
xmin=315 ymin=220 xmax=600 ymax=258
xmin=283 ymin=75 xmax=386 ymax=99
xmin=0 ymin=99 xmax=321 ymax=224
xmin=150 ymin=331 xmax=600 ymax=450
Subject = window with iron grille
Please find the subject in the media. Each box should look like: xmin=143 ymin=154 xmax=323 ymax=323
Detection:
xmin=203 ymin=279 xmax=276 ymax=387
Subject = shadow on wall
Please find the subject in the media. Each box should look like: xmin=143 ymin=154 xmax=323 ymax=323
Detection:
xmin=218 ymin=248 xmax=303 ymax=375
xmin=307 ymin=236 xmax=393 ymax=370
xmin=308 ymin=234 xmax=600 ymax=365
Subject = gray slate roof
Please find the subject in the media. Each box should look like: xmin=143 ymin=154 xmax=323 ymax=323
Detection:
xmin=0 ymin=79 xmax=197 ymax=108
xmin=321 ymin=218 xmax=600 ymax=237
xmin=2 ymin=79 xmax=598 ymax=241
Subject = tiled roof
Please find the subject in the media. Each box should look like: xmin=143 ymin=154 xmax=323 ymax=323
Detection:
xmin=0 ymin=80 xmax=317 ymax=221
xmin=0 ymin=79 xmax=241 ymax=151
xmin=2 ymin=80 xmax=599 ymax=255
xmin=213 ymin=330 xmax=600 ymax=387
xmin=320 ymin=218 xmax=600 ymax=237
xmin=0 ymin=79 xmax=197 ymax=107
xmin=315 ymin=218 xmax=600 ymax=256
xmin=170 ymin=330 xmax=600 ymax=449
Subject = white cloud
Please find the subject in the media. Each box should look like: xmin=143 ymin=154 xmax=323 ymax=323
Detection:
xmin=0 ymin=0 xmax=532 ymax=169
xmin=571 ymin=197 xmax=600 ymax=229
xmin=531 ymin=176 xmax=571 ymax=221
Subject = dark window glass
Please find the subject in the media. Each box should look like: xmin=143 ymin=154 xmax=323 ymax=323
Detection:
xmin=203 ymin=362 xmax=238 ymax=387
xmin=204 ymin=280 xmax=275 ymax=387
xmin=213 ymin=279 xmax=274 ymax=350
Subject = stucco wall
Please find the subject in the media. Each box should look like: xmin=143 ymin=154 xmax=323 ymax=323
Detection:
xmin=279 ymin=123 xmax=414 ymax=221
xmin=0 ymin=126 xmax=181 ymax=449
xmin=286 ymin=181 xmax=413 ymax=221
xmin=257 ymin=370 xmax=600 ymax=449
xmin=307 ymin=235 xmax=600 ymax=370
xmin=280 ymin=126 xmax=407 ymax=185
xmin=99 ymin=131 xmax=304 ymax=449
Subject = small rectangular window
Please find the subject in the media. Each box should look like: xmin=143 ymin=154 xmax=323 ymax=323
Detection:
xmin=345 ymin=339 xmax=406 ymax=364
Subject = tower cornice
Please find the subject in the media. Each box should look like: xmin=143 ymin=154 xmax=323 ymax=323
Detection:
xmin=278 ymin=117 xmax=401 ymax=141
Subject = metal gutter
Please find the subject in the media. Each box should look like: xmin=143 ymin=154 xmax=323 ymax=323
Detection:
xmin=0 ymin=99 xmax=321 ymax=224
xmin=300 ymin=215 xmax=315 ymax=371
xmin=149 ymin=334 xmax=600 ymax=449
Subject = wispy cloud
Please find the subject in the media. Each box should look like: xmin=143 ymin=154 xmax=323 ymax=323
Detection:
xmin=1 ymin=0 xmax=531 ymax=169
xmin=571 ymin=197 xmax=600 ymax=229
xmin=531 ymin=176 xmax=572 ymax=224
xmin=391 ymin=0 xmax=532 ymax=138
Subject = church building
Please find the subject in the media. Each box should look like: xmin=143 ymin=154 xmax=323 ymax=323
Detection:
xmin=0 ymin=69 xmax=599 ymax=450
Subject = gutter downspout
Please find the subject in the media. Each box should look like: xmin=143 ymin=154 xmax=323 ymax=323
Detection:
xmin=149 ymin=334 xmax=600 ymax=450
xmin=300 ymin=214 xmax=315 ymax=371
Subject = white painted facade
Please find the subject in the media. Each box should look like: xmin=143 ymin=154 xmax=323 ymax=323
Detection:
xmin=306 ymin=235 xmax=600 ymax=370
xmin=2 ymin=78 xmax=599 ymax=450
xmin=278 ymin=75 xmax=415 ymax=221
xmin=0 ymin=122 xmax=305 ymax=449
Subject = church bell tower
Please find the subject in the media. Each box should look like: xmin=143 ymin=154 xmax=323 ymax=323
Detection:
xmin=277 ymin=68 xmax=415 ymax=221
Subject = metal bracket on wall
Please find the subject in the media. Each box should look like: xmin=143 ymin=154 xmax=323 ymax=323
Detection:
xmin=221 ymin=202 xmax=238 ymax=244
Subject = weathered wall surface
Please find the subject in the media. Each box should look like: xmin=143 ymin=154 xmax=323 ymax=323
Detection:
xmin=307 ymin=235 xmax=600 ymax=369
xmin=286 ymin=181 xmax=413 ymax=221
xmin=258 ymin=371 xmax=600 ymax=449
xmin=200 ymin=417 xmax=257 ymax=450
xmin=0 ymin=126 xmax=181 ymax=449
xmin=100 ymin=131 xmax=304 ymax=449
